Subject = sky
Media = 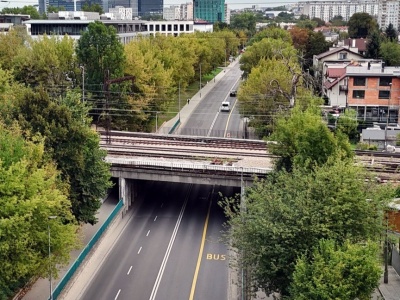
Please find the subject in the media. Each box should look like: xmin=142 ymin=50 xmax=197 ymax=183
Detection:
xmin=0 ymin=0 xmax=296 ymax=10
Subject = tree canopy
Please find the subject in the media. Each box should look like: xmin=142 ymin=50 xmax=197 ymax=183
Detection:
xmin=347 ymin=12 xmax=379 ymax=38
xmin=0 ymin=123 xmax=78 ymax=299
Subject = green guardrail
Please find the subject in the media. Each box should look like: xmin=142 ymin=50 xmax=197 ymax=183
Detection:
xmin=168 ymin=117 xmax=181 ymax=134
xmin=51 ymin=199 xmax=123 ymax=300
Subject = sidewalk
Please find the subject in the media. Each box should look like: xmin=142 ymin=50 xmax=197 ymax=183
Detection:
xmin=21 ymin=195 xmax=119 ymax=300
xmin=160 ymin=59 xmax=241 ymax=133
xmin=377 ymin=266 xmax=400 ymax=300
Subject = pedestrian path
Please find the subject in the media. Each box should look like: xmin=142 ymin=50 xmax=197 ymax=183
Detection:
xmin=378 ymin=266 xmax=400 ymax=300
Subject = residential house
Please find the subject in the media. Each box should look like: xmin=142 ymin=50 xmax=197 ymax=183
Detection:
xmin=313 ymin=47 xmax=364 ymax=75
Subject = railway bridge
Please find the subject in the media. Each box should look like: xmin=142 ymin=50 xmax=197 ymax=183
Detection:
xmin=100 ymin=131 xmax=274 ymax=212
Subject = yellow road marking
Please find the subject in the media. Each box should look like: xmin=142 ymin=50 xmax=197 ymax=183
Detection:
xmin=189 ymin=200 xmax=212 ymax=300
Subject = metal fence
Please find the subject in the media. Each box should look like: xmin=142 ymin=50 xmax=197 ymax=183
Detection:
xmin=159 ymin=127 xmax=260 ymax=140
xmin=51 ymin=199 xmax=123 ymax=300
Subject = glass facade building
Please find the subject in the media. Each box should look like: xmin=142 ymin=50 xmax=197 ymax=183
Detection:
xmin=193 ymin=0 xmax=225 ymax=23
xmin=138 ymin=0 xmax=163 ymax=16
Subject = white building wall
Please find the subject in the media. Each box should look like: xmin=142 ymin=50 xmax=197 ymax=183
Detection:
xmin=301 ymin=0 xmax=379 ymax=22
xmin=180 ymin=3 xmax=193 ymax=21
xmin=225 ymin=3 xmax=230 ymax=24
xmin=163 ymin=6 xmax=180 ymax=21
xmin=378 ymin=0 xmax=400 ymax=30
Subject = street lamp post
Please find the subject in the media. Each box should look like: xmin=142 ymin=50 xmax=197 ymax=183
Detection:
xmin=199 ymin=63 xmax=202 ymax=98
xmin=80 ymin=66 xmax=85 ymax=103
xmin=384 ymin=211 xmax=389 ymax=283
xmin=178 ymin=80 xmax=181 ymax=120
xmin=155 ymin=112 xmax=158 ymax=132
xmin=385 ymin=83 xmax=392 ymax=149
xmin=48 ymin=216 xmax=57 ymax=300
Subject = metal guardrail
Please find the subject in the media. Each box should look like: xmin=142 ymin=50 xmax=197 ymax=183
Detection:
xmin=106 ymin=157 xmax=272 ymax=175
xmin=51 ymin=199 xmax=123 ymax=300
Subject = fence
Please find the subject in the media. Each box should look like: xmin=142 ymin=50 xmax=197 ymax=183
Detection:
xmin=51 ymin=199 xmax=123 ymax=300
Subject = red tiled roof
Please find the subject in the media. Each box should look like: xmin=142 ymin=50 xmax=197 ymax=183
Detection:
xmin=326 ymin=67 xmax=346 ymax=78
xmin=343 ymin=38 xmax=368 ymax=52
xmin=324 ymin=74 xmax=346 ymax=89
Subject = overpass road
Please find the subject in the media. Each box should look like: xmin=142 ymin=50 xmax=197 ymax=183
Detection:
xmin=81 ymin=181 xmax=238 ymax=300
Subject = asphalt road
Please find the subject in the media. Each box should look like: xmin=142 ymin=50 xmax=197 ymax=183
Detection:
xmin=82 ymin=181 xmax=238 ymax=300
xmin=180 ymin=63 xmax=244 ymax=138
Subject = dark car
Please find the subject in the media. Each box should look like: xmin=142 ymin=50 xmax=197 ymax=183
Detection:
xmin=230 ymin=90 xmax=237 ymax=97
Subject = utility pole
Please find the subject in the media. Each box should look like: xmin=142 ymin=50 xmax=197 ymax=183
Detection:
xmin=80 ymin=65 xmax=85 ymax=103
xmin=178 ymin=80 xmax=181 ymax=120
xmin=199 ymin=63 xmax=202 ymax=98
xmin=385 ymin=83 xmax=392 ymax=150
xmin=384 ymin=211 xmax=389 ymax=283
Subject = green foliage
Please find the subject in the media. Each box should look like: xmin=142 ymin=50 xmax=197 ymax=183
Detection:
xmin=12 ymin=35 xmax=77 ymax=94
xmin=47 ymin=5 xmax=66 ymax=13
xmin=248 ymin=27 xmax=292 ymax=46
xmin=365 ymin=30 xmax=381 ymax=59
xmin=336 ymin=108 xmax=359 ymax=141
xmin=296 ymin=19 xmax=318 ymax=30
xmin=13 ymin=89 xmax=112 ymax=224
xmin=311 ymin=17 xmax=325 ymax=27
xmin=290 ymin=239 xmax=381 ymax=300
xmin=0 ymin=26 xmax=29 ymax=71
xmin=222 ymin=158 xmax=388 ymax=296
xmin=1 ymin=6 xmax=41 ymax=19
xmin=230 ymin=12 xmax=257 ymax=37
xmin=330 ymin=15 xmax=347 ymax=26
xmin=0 ymin=123 xmax=78 ymax=298
xmin=81 ymin=2 xmax=104 ymax=14
xmin=357 ymin=142 xmax=378 ymax=151
xmin=385 ymin=23 xmax=398 ymax=42
xmin=76 ymin=21 xmax=125 ymax=89
xmin=348 ymin=12 xmax=378 ymax=38
xmin=269 ymin=106 xmax=353 ymax=171
xmin=304 ymin=31 xmax=333 ymax=70
xmin=380 ymin=41 xmax=400 ymax=66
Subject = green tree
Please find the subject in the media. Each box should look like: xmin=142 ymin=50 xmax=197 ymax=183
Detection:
xmin=380 ymin=41 xmax=400 ymax=66
xmin=76 ymin=21 xmax=125 ymax=91
xmin=0 ymin=123 xmax=78 ymax=298
xmin=365 ymin=30 xmax=381 ymax=59
xmin=81 ymin=2 xmax=104 ymax=14
xmin=330 ymin=15 xmax=347 ymax=26
xmin=385 ymin=23 xmax=398 ymax=42
xmin=304 ymin=31 xmax=333 ymax=70
xmin=336 ymin=108 xmax=359 ymax=141
xmin=222 ymin=157 xmax=388 ymax=296
xmin=0 ymin=26 xmax=28 ymax=70
xmin=14 ymin=89 xmax=112 ymax=224
xmin=348 ymin=12 xmax=378 ymax=38
xmin=47 ymin=5 xmax=66 ymax=13
xmin=311 ymin=17 xmax=325 ymax=27
xmin=296 ymin=19 xmax=318 ymax=30
xmin=290 ymin=239 xmax=381 ymax=300
xmin=248 ymin=27 xmax=292 ymax=46
xmin=268 ymin=106 xmax=352 ymax=172
xmin=230 ymin=12 xmax=257 ymax=36
xmin=1 ymin=6 xmax=41 ymax=19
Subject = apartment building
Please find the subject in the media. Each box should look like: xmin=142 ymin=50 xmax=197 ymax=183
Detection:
xmin=163 ymin=5 xmax=180 ymax=20
xmin=300 ymin=0 xmax=379 ymax=22
xmin=193 ymin=0 xmax=225 ymax=23
xmin=378 ymin=0 xmax=400 ymax=30
xmin=180 ymin=2 xmax=193 ymax=20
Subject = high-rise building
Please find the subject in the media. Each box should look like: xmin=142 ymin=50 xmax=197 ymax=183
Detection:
xmin=138 ymin=0 xmax=163 ymax=16
xmin=300 ymin=0 xmax=379 ymax=22
xmin=180 ymin=2 xmax=193 ymax=20
xmin=193 ymin=0 xmax=225 ymax=23
xmin=163 ymin=5 xmax=180 ymax=20
xmin=378 ymin=0 xmax=400 ymax=30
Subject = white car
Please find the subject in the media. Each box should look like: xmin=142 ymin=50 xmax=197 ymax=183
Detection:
xmin=220 ymin=101 xmax=230 ymax=112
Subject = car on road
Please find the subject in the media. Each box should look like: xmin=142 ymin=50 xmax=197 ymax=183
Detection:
xmin=230 ymin=90 xmax=237 ymax=97
xmin=220 ymin=101 xmax=231 ymax=112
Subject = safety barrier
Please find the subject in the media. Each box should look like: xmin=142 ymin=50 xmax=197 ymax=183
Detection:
xmin=51 ymin=199 xmax=123 ymax=300
xmin=168 ymin=116 xmax=180 ymax=134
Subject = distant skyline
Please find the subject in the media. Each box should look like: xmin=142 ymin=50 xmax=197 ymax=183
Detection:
xmin=0 ymin=0 xmax=296 ymax=10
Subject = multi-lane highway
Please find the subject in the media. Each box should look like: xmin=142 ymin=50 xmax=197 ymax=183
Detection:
xmin=82 ymin=181 xmax=238 ymax=300
xmin=179 ymin=62 xmax=243 ymax=138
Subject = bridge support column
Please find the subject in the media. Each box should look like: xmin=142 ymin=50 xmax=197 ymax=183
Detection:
xmin=119 ymin=178 xmax=129 ymax=214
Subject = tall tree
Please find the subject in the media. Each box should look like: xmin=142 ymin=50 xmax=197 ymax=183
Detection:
xmin=230 ymin=12 xmax=257 ymax=37
xmin=81 ymin=2 xmax=104 ymax=14
xmin=1 ymin=6 xmax=40 ymax=19
xmin=380 ymin=41 xmax=400 ymax=66
xmin=268 ymin=106 xmax=352 ymax=172
xmin=385 ymin=23 xmax=398 ymax=42
xmin=365 ymin=30 xmax=381 ymax=59
xmin=347 ymin=12 xmax=378 ymax=38
xmin=76 ymin=21 xmax=125 ymax=91
xmin=0 ymin=26 xmax=28 ymax=71
xmin=0 ymin=123 xmax=78 ymax=299
xmin=290 ymin=239 xmax=381 ymax=300
xmin=14 ymin=89 xmax=112 ymax=224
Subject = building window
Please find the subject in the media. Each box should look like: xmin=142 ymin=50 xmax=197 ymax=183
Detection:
xmin=379 ymin=90 xmax=390 ymax=99
xmin=339 ymin=52 xmax=347 ymax=59
xmin=353 ymin=77 xmax=366 ymax=86
xmin=352 ymin=90 xmax=365 ymax=99
xmin=379 ymin=77 xmax=392 ymax=86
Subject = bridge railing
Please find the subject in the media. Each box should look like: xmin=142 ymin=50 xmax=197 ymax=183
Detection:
xmin=105 ymin=157 xmax=272 ymax=175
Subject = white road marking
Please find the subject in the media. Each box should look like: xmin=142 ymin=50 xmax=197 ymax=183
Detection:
xmin=138 ymin=246 xmax=142 ymax=254
xmin=115 ymin=289 xmax=121 ymax=300
xmin=148 ymin=188 xmax=191 ymax=300
xmin=154 ymin=216 xmax=158 ymax=221
xmin=146 ymin=230 xmax=150 ymax=236
xmin=127 ymin=266 xmax=132 ymax=275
